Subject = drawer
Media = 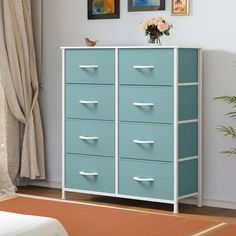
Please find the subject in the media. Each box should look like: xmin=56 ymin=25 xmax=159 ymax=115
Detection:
xmin=119 ymin=49 xmax=174 ymax=85
xmin=120 ymin=86 xmax=173 ymax=123
xmin=66 ymin=120 xmax=114 ymax=157
xmin=66 ymin=154 xmax=114 ymax=193
xmin=119 ymin=159 xmax=173 ymax=200
xmin=66 ymin=84 xmax=114 ymax=120
xmin=119 ymin=122 xmax=173 ymax=162
xmin=65 ymin=49 xmax=115 ymax=84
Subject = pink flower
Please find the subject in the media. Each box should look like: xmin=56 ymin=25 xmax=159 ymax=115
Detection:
xmin=140 ymin=22 xmax=148 ymax=32
xmin=158 ymin=21 xmax=169 ymax=32
xmin=155 ymin=17 xmax=165 ymax=23
xmin=147 ymin=18 xmax=154 ymax=26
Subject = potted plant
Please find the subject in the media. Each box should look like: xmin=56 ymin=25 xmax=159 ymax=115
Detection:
xmin=215 ymin=96 xmax=236 ymax=156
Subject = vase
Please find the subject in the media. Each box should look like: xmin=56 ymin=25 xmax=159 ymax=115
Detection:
xmin=148 ymin=37 xmax=162 ymax=46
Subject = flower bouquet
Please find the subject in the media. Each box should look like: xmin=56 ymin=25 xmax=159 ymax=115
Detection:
xmin=140 ymin=17 xmax=172 ymax=45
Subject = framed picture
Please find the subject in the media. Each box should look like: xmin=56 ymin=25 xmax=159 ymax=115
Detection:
xmin=128 ymin=0 xmax=165 ymax=12
xmin=171 ymin=0 xmax=189 ymax=15
xmin=88 ymin=0 xmax=120 ymax=19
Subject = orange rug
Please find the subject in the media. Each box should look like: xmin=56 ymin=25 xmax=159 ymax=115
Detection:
xmin=205 ymin=224 xmax=236 ymax=236
xmin=0 ymin=197 xmax=231 ymax=236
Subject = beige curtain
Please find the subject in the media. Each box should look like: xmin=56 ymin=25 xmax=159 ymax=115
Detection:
xmin=0 ymin=0 xmax=45 ymax=180
xmin=0 ymin=82 xmax=16 ymax=197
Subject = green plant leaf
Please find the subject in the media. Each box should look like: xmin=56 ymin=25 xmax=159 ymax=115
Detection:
xmin=214 ymin=96 xmax=236 ymax=107
xmin=221 ymin=148 xmax=236 ymax=157
xmin=216 ymin=125 xmax=236 ymax=139
xmin=215 ymin=95 xmax=236 ymax=157
xmin=226 ymin=111 xmax=236 ymax=119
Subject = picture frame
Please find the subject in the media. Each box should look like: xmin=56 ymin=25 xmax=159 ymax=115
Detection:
xmin=88 ymin=0 xmax=120 ymax=20
xmin=128 ymin=0 xmax=165 ymax=12
xmin=171 ymin=0 xmax=189 ymax=16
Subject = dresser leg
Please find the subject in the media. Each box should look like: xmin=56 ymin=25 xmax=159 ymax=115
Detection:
xmin=173 ymin=203 xmax=179 ymax=214
xmin=197 ymin=194 xmax=203 ymax=207
xmin=62 ymin=190 xmax=66 ymax=200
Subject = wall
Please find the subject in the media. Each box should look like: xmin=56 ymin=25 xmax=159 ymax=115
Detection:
xmin=38 ymin=0 xmax=236 ymax=208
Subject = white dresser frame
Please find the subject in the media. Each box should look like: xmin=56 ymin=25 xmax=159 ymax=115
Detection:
xmin=61 ymin=46 xmax=202 ymax=213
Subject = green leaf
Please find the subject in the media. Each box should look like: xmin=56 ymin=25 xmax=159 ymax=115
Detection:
xmin=216 ymin=125 xmax=236 ymax=139
xmin=226 ymin=111 xmax=236 ymax=119
xmin=221 ymin=148 xmax=236 ymax=157
xmin=214 ymin=96 xmax=236 ymax=107
xmin=164 ymin=30 xmax=170 ymax=35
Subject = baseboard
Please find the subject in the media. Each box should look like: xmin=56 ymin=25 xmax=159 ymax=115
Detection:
xmin=29 ymin=180 xmax=61 ymax=189
xmin=180 ymin=197 xmax=236 ymax=210
xmin=30 ymin=181 xmax=236 ymax=210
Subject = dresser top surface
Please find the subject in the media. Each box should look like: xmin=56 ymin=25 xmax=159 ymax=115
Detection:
xmin=60 ymin=46 xmax=201 ymax=49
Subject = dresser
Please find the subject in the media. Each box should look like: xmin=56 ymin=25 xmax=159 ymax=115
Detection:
xmin=61 ymin=46 xmax=202 ymax=213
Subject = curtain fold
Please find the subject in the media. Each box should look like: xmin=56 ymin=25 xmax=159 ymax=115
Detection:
xmin=0 ymin=0 xmax=45 ymax=180
xmin=0 ymin=82 xmax=16 ymax=197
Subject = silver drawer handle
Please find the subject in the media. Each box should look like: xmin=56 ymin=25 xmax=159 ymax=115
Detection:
xmin=79 ymin=65 xmax=98 ymax=69
xmin=133 ymin=102 xmax=154 ymax=107
xmin=133 ymin=140 xmax=154 ymax=144
xmin=79 ymin=136 xmax=98 ymax=140
xmin=79 ymin=100 xmax=98 ymax=104
xmin=133 ymin=177 xmax=154 ymax=182
xmin=133 ymin=65 xmax=154 ymax=69
xmin=79 ymin=171 xmax=98 ymax=176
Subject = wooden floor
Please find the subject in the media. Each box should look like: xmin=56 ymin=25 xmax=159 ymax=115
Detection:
xmin=17 ymin=186 xmax=236 ymax=224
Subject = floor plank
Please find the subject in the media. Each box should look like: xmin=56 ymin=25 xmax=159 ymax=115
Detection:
xmin=17 ymin=186 xmax=236 ymax=224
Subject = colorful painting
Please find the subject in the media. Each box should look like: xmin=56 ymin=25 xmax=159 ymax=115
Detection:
xmin=88 ymin=0 xmax=120 ymax=19
xmin=171 ymin=0 xmax=189 ymax=15
xmin=128 ymin=0 xmax=165 ymax=11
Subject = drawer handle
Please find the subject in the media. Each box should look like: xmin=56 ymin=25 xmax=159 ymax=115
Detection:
xmin=79 ymin=171 xmax=98 ymax=176
xmin=79 ymin=100 xmax=98 ymax=104
xmin=133 ymin=65 xmax=154 ymax=69
xmin=79 ymin=136 xmax=98 ymax=140
xmin=133 ymin=102 xmax=154 ymax=107
xmin=79 ymin=65 xmax=98 ymax=69
xmin=133 ymin=177 xmax=154 ymax=182
xmin=133 ymin=140 xmax=154 ymax=144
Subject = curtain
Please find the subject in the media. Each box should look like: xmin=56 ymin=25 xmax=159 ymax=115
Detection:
xmin=0 ymin=82 xmax=15 ymax=198
xmin=0 ymin=0 xmax=45 ymax=180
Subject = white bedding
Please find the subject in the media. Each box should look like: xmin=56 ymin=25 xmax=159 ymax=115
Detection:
xmin=0 ymin=211 xmax=68 ymax=236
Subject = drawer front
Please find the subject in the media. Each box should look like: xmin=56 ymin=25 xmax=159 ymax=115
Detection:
xmin=119 ymin=159 xmax=173 ymax=200
xmin=66 ymin=154 xmax=114 ymax=193
xmin=119 ymin=49 xmax=174 ymax=85
xmin=120 ymin=86 xmax=173 ymax=123
xmin=66 ymin=84 xmax=114 ymax=120
xmin=65 ymin=49 xmax=115 ymax=84
xmin=120 ymin=122 xmax=173 ymax=162
xmin=66 ymin=120 xmax=114 ymax=157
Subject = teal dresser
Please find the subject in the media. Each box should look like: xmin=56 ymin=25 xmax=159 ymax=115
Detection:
xmin=62 ymin=46 xmax=202 ymax=213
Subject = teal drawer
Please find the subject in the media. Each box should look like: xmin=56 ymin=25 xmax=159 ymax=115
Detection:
xmin=119 ymin=49 xmax=174 ymax=85
xmin=119 ymin=159 xmax=173 ymax=200
xmin=65 ymin=49 xmax=115 ymax=84
xmin=66 ymin=120 xmax=114 ymax=157
xmin=66 ymin=84 xmax=114 ymax=120
xmin=66 ymin=154 xmax=114 ymax=193
xmin=120 ymin=86 xmax=173 ymax=123
xmin=119 ymin=122 xmax=173 ymax=162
